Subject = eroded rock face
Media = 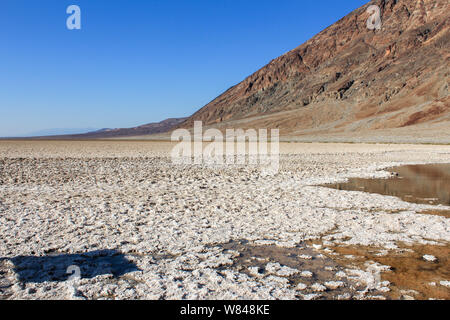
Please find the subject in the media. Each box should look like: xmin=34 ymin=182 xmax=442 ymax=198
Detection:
xmin=180 ymin=0 xmax=449 ymax=136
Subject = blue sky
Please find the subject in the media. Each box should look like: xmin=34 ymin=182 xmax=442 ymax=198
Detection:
xmin=0 ymin=0 xmax=368 ymax=136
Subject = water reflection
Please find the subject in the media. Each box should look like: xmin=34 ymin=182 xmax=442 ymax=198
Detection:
xmin=323 ymin=164 xmax=450 ymax=206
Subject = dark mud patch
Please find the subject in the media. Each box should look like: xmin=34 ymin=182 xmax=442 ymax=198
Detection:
xmin=322 ymin=163 xmax=450 ymax=206
xmin=215 ymin=240 xmax=382 ymax=300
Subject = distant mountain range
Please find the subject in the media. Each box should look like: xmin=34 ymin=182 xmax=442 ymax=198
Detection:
xmin=21 ymin=128 xmax=99 ymax=137
xmin=26 ymin=118 xmax=186 ymax=139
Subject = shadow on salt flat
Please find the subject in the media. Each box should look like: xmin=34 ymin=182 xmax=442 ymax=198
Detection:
xmin=7 ymin=249 xmax=140 ymax=283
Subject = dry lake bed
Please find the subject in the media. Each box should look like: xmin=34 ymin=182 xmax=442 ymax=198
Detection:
xmin=0 ymin=140 xmax=449 ymax=300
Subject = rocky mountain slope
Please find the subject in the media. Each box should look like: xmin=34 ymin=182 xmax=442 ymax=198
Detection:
xmin=178 ymin=0 xmax=449 ymax=142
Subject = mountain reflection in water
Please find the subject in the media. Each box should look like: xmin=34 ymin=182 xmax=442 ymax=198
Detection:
xmin=323 ymin=164 xmax=450 ymax=206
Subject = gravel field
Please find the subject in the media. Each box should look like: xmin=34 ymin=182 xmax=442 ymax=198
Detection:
xmin=0 ymin=141 xmax=449 ymax=300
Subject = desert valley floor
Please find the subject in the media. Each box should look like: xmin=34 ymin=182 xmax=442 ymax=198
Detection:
xmin=0 ymin=140 xmax=449 ymax=300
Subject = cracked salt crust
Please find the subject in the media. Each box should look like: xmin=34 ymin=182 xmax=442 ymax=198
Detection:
xmin=311 ymin=283 xmax=327 ymax=292
xmin=0 ymin=141 xmax=449 ymax=299
xmin=296 ymin=283 xmax=307 ymax=290
xmin=265 ymin=263 xmax=299 ymax=277
xmin=324 ymin=281 xmax=344 ymax=289
xmin=300 ymin=271 xmax=313 ymax=278
xmin=423 ymin=255 xmax=437 ymax=262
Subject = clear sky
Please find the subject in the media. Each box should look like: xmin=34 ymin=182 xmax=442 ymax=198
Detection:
xmin=0 ymin=0 xmax=368 ymax=137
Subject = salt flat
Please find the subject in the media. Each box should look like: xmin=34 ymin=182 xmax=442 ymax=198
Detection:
xmin=0 ymin=141 xmax=449 ymax=299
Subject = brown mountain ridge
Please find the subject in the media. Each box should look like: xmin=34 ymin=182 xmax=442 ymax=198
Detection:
xmin=175 ymin=0 xmax=449 ymax=143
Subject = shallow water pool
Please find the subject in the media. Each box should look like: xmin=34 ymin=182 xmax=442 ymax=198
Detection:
xmin=323 ymin=163 xmax=450 ymax=206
